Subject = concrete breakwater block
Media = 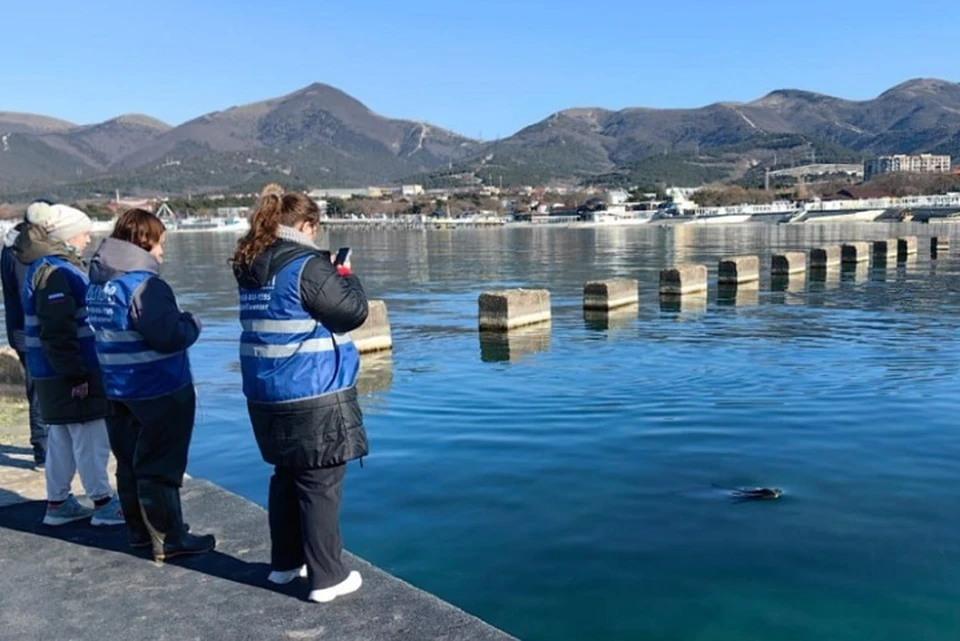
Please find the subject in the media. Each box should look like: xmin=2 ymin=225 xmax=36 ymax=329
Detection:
xmin=718 ymin=256 xmax=760 ymax=285
xmin=897 ymin=236 xmax=918 ymax=260
xmin=872 ymin=239 xmax=899 ymax=263
xmin=772 ymin=252 xmax=806 ymax=276
xmin=583 ymin=279 xmax=639 ymax=311
xmin=841 ymin=242 xmax=870 ymax=264
xmin=478 ymin=289 xmax=551 ymax=331
xmin=659 ymin=264 xmax=708 ymax=296
xmin=810 ymin=246 xmax=842 ymax=269
xmin=351 ymin=300 xmax=393 ymax=354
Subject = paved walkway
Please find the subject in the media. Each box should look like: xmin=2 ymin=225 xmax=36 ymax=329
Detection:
xmin=0 ymin=397 xmax=516 ymax=641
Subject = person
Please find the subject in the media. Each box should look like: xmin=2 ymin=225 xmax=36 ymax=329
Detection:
xmin=14 ymin=203 xmax=123 ymax=527
xmin=232 ymin=187 xmax=368 ymax=603
xmin=1 ymin=200 xmax=53 ymax=468
xmin=86 ymin=208 xmax=215 ymax=562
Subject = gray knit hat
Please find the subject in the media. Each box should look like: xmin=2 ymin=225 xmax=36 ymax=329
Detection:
xmin=29 ymin=204 xmax=92 ymax=242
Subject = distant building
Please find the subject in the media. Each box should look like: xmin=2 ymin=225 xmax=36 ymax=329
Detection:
xmin=308 ymin=187 xmax=375 ymax=200
xmin=401 ymin=184 xmax=425 ymax=197
xmin=864 ymin=154 xmax=951 ymax=181
xmin=216 ymin=207 xmax=250 ymax=218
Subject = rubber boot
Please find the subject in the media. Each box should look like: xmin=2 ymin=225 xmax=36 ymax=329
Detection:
xmin=139 ymin=481 xmax=215 ymax=563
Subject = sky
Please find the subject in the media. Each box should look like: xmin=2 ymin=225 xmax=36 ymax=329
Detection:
xmin=3 ymin=0 xmax=958 ymax=139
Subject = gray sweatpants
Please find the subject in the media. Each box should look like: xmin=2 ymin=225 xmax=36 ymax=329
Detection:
xmin=45 ymin=419 xmax=113 ymax=503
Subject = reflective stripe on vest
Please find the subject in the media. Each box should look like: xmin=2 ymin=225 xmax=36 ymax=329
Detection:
xmin=86 ymin=270 xmax=192 ymax=400
xmin=238 ymin=253 xmax=359 ymax=404
xmin=21 ymin=256 xmax=100 ymax=380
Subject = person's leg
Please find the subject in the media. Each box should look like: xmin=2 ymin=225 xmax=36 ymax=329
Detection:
xmin=105 ymin=403 xmax=148 ymax=543
xmin=18 ymin=352 xmax=47 ymax=466
xmin=130 ymin=387 xmax=214 ymax=561
xmin=267 ymin=466 xmax=306 ymax=582
xmin=42 ymin=424 xmax=92 ymax=526
xmin=71 ymin=418 xmax=123 ymax=526
xmin=295 ymin=464 xmax=350 ymax=591
xmin=44 ymin=424 xmax=75 ymax=503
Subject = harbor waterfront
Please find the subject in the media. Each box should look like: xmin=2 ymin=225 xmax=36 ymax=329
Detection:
xmin=5 ymin=221 xmax=960 ymax=640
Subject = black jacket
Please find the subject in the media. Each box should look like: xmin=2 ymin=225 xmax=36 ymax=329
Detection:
xmin=234 ymin=237 xmax=369 ymax=468
xmin=2 ymin=222 xmax=30 ymax=353
xmin=12 ymin=225 xmax=108 ymax=424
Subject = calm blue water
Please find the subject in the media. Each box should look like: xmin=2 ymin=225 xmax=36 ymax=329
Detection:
xmin=84 ymin=224 xmax=960 ymax=639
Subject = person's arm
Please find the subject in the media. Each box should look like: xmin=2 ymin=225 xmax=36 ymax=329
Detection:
xmin=130 ymin=277 xmax=201 ymax=353
xmin=35 ymin=267 xmax=88 ymax=380
xmin=299 ymin=256 xmax=368 ymax=333
xmin=1 ymin=248 xmax=23 ymax=349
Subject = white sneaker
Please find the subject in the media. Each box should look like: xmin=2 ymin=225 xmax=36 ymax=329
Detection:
xmin=267 ymin=565 xmax=308 ymax=585
xmin=308 ymin=571 xmax=362 ymax=603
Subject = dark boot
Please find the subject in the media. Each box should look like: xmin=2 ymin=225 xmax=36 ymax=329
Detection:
xmin=138 ymin=481 xmax=215 ymax=563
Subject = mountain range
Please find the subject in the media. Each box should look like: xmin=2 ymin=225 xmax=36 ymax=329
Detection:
xmin=2 ymin=78 xmax=959 ymax=198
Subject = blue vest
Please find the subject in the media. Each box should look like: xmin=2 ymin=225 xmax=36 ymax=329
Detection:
xmin=22 ymin=256 xmax=99 ymax=380
xmin=239 ymin=254 xmax=359 ymax=404
xmin=85 ymin=271 xmax=193 ymax=401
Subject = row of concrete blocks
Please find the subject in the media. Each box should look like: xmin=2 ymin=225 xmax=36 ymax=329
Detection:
xmin=475 ymin=235 xmax=952 ymax=331
xmin=661 ymin=235 xmax=948 ymax=295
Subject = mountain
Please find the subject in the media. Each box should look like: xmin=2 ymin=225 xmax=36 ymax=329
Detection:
xmin=455 ymin=78 xmax=960 ymax=185
xmin=0 ymin=83 xmax=479 ymax=196
xmin=2 ymin=78 xmax=960 ymax=197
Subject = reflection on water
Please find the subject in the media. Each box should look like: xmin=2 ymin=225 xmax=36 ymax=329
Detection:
xmin=99 ymin=223 xmax=960 ymax=641
xmin=717 ymin=282 xmax=760 ymax=308
xmin=478 ymin=324 xmax=552 ymax=363
xmin=583 ymin=306 xmax=638 ymax=332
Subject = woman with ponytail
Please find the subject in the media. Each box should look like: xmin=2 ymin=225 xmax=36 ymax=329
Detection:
xmin=232 ymin=186 xmax=368 ymax=603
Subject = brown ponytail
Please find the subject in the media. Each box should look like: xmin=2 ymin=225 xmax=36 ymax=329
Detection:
xmin=232 ymin=186 xmax=320 ymax=267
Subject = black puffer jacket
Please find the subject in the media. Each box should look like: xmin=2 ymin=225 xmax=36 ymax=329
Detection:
xmin=234 ymin=236 xmax=369 ymax=468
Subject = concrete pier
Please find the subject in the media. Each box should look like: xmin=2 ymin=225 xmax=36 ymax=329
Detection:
xmin=0 ymin=396 xmax=515 ymax=641
xmin=772 ymin=252 xmax=807 ymax=277
xmin=841 ymin=242 xmax=870 ymax=264
xmin=931 ymin=236 xmax=949 ymax=258
xmin=584 ymin=306 xmax=638 ymax=332
xmin=717 ymin=283 xmax=759 ymax=307
xmin=659 ymin=264 xmax=708 ymax=296
xmin=479 ymin=289 xmax=551 ymax=331
xmin=810 ymin=246 xmax=842 ymax=269
xmin=660 ymin=293 xmax=707 ymax=314
xmin=718 ymin=256 xmax=760 ymax=285
xmin=897 ymin=236 xmax=918 ymax=260
xmin=583 ymin=279 xmax=639 ymax=311
xmin=872 ymin=239 xmax=898 ymax=265
xmin=351 ymin=300 xmax=393 ymax=354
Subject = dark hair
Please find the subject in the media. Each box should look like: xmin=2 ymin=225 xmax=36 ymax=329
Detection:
xmin=232 ymin=187 xmax=319 ymax=267
xmin=111 ymin=208 xmax=166 ymax=252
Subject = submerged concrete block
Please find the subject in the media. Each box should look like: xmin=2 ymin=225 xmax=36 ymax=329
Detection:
xmin=478 ymin=289 xmax=551 ymax=331
xmin=718 ymin=256 xmax=760 ymax=285
xmin=583 ymin=279 xmax=639 ymax=311
xmin=810 ymin=246 xmax=842 ymax=269
xmin=479 ymin=324 xmax=551 ymax=362
xmin=351 ymin=300 xmax=393 ymax=354
xmin=841 ymin=242 xmax=870 ymax=264
xmin=771 ymin=252 xmax=807 ymax=276
xmin=872 ymin=239 xmax=899 ymax=264
xmin=897 ymin=236 xmax=918 ymax=260
xmin=659 ymin=264 xmax=708 ymax=295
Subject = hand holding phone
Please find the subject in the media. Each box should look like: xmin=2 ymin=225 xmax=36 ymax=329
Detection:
xmin=334 ymin=247 xmax=352 ymax=270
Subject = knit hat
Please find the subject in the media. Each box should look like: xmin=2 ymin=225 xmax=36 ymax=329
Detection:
xmin=24 ymin=200 xmax=56 ymax=227
xmin=29 ymin=204 xmax=92 ymax=242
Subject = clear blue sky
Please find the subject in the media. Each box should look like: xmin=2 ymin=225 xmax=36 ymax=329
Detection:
xmin=4 ymin=0 xmax=957 ymax=139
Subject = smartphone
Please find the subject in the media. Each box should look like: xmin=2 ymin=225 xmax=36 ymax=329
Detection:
xmin=334 ymin=247 xmax=352 ymax=266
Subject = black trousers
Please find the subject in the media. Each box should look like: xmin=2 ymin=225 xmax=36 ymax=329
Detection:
xmin=17 ymin=350 xmax=47 ymax=464
xmin=106 ymin=386 xmax=196 ymax=539
xmin=269 ymin=463 xmax=348 ymax=590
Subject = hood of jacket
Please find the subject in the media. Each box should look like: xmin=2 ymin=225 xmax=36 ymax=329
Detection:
xmin=11 ymin=223 xmax=80 ymax=267
xmin=88 ymin=237 xmax=160 ymax=285
xmin=3 ymin=221 xmax=26 ymax=249
xmin=233 ymin=226 xmax=324 ymax=289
